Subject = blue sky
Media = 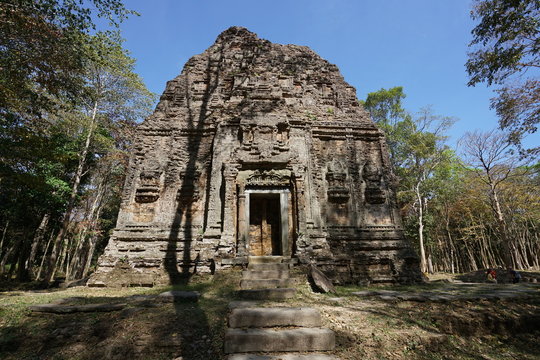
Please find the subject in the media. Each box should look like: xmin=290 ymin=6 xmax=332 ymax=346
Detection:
xmin=117 ymin=0 xmax=537 ymax=149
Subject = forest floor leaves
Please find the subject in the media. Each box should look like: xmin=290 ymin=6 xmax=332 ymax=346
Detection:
xmin=0 ymin=270 xmax=539 ymax=360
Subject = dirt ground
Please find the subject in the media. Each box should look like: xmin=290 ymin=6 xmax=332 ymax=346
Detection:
xmin=0 ymin=270 xmax=539 ymax=360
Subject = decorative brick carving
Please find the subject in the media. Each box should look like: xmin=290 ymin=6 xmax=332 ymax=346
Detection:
xmin=135 ymin=162 xmax=162 ymax=203
xmin=326 ymin=159 xmax=350 ymax=203
xmin=363 ymin=160 xmax=387 ymax=205
xmin=246 ymin=170 xmax=291 ymax=187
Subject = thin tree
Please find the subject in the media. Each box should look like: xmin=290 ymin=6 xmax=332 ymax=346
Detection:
xmin=399 ymin=107 xmax=455 ymax=273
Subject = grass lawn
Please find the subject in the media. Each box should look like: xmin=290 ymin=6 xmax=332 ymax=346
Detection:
xmin=0 ymin=270 xmax=539 ymax=359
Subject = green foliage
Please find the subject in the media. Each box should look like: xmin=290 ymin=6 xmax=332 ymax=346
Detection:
xmin=362 ymin=88 xmax=457 ymax=272
xmin=467 ymin=0 xmax=540 ymax=86
xmin=467 ymin=0 xmax=540 ymax=156
xmin=361 ymin=86 xmax=411 ymax=166
xmin=0 ymin=113 xmax=78 ymax=225
xmin=0 ymin=1 xmax=154 ymax=282
xmin=360 ymin=86 xmax=408 ymax=126
xmin=493 ymin=79 xmax=540 ymax=155
xmin=0 ymin=0 xmax=135 ymax=116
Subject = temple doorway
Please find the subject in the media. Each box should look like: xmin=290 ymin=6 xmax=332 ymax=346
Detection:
xmin=242 ymin=188 xmax=290 ymax=257
xmin=248 ymin=193 xmax=281 ymax=256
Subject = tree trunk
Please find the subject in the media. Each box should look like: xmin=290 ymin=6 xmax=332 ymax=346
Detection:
xmin=27 ymin=214 xmax=50 ymax=279
xmin=82 ymin=234 xmax=99 ymax=279
xmin=415 ymin=183 xmax=427 ymax=273
xmin=489 ymin=183 xmax=512 ymax=268
xmin=0 ymin=237 xmax=21 ymax=277
xmin=36 ymin=231 xmax=55 ymax=281
xmin=427 ymin=254 xmax=434 ymax=274
xmin=53 ymin=237 xmax=70 ymax=279
xmin=68 ymin=170 xmax=108 ymax=280
xmin=45 ymin=100 xmax=99 ymax=282
xmin=81 ymin=187 xmax=109 ymax=279
xmin=463 ymin=237 xmax=478 ymax=272
xmin=67 ymin=232 xmax=85 ymax=281
xmin=445 ymin=214 xmax=456 ymax=274
xmin=0 ymin=220 xmax=9 ymax=259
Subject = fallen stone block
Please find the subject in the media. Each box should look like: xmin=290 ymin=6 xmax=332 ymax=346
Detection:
xmin=373 ymin=290 xmax=401 ymax=296
xmin=326 ymin=297 xmax=344 ymax=303
xmin=309 ymin=264 xmax=336 ymax=294
xmin=396 ymin=293 xmax=427 ymax=302
xmin=28 ymin=303 xmax=126 ymax=313
xmin=248 ymin=256 xmax=284 ymax=264
xmin=427 ymin=294 xmax=454 ymax=303
xmin=351 ymin=291 xmax=377 ymax=297
xmin=86 ymin=280 xmax=106 ymax=287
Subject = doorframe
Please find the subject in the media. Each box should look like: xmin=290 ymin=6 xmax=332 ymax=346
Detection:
xmin=244 ymin=189 xmax=290 ymax=256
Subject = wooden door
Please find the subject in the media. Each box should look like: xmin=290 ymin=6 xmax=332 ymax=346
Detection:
xmin=249 ymin=196 xmax=281 ymax=256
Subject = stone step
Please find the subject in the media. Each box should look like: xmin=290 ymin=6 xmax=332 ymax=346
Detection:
xmin=229 ymin=307 xmax=322 ymax=328
xmin=248 ymin=263 xmax=290 ymax=271
xmin=248 ymin=256 xmax=285 ymax=264
xmin=157 ymin=291 xmax=200 ymax=302
xmin=224 ymin=328 xmax=335 ymax=354
xmin=237 ymin=288 xmax=296 ymax=300
xmin=242 ymin=270 xmax=290 ymax=280
xmin=240 ymin=279 xmax=292 ymax=289
xmin=228 ymin=354 xmax=339 ymax=360
xmin=228 ymin=301 xmax=262 ymax=310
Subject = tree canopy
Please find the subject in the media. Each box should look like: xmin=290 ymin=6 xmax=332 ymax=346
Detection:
xmin=0 ymin=1 xmax=154 ymax=282
xmin=467 ymin=0 xmax=540 ymax=156
xmin=0 ymin=0 xmax=134 ymax=116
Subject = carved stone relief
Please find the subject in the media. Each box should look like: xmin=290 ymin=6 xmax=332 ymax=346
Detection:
xmin=240 ymin=122 xmax=290 ymax=158
xmin=135 ymin=161 xmax=163 ymax=203
xmin=362 ymin=160 xmax=386 ymax=205
xmin=246 ymin=169 xmax=291 ymax=187
xmin=326 ymin=159 xmax=349 ymax=203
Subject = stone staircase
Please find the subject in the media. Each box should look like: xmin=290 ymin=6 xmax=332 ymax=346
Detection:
xmin=225 ymin=256 xmax=338 ymax=360
xmin=240 ymin=256 xmax=294 ymax=289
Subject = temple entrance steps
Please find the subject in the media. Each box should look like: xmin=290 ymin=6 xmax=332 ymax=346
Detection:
xmin=225 ymin=257 xmax=339 ymax=359
xmin=228 ymin=356 xmax=338 ymax=360
xmin=247 ymin=255 xmax=286 ymax=264
xmin=240 ymin=256 xmax=293 ymax=290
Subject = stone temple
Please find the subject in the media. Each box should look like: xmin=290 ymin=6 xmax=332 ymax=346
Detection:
xmin=89 ymin=27 xmax=421 ymax=287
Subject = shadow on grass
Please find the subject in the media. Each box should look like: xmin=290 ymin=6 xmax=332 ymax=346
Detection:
xmin=332 ymin=292 xmax=540 ymax=360
xmin=0 ymin=272 xmax=238 ymax=360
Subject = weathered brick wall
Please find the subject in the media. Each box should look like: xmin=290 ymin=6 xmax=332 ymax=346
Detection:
xmin=89 ymin=27 xmax=421 ymax=287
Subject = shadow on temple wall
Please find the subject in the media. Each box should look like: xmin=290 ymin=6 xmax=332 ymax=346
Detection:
xmin=164 ymin=47 xmax=224 ymax=285
xmin=164 ymin=35 xmax=282 ymax=285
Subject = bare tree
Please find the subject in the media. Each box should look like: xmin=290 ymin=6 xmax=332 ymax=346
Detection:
xmin=459 ymin=129 xmax=529 ymax=267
